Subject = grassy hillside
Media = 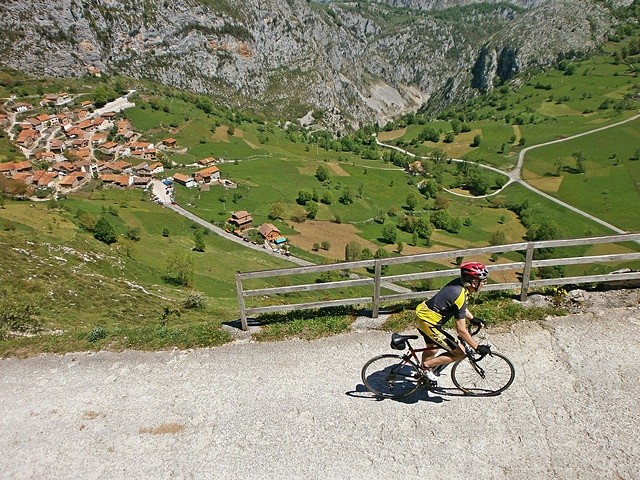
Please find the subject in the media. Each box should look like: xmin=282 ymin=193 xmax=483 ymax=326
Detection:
xmin=0 ymin=190 xmax=296 ymax=356
xmin=1 ymin=27 xmax=639 ymax=355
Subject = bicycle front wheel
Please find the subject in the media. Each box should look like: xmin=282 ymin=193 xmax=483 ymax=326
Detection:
xmin=361 ymin=354 xmax=421 ymax=399
xmin=451 ymin=352 xmax=515 ymax=396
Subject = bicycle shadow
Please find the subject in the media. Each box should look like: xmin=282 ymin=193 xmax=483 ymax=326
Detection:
xmin=346 ymin=384 xmax=497 ymax=403
xmin=346 ymin=383 xmax=447 ymax=404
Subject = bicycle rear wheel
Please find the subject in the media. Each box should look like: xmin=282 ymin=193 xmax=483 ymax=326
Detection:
xmin=361 ymin=354 xmax=421 ymax=399
xmin=451 ymin=352 xmax=515 ymax=396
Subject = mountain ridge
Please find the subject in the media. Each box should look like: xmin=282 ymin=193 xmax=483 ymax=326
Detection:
xmin=0 ymin=0 xmax=624 ymax=129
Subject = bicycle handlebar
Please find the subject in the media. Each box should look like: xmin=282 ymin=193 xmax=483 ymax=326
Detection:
xmin=468 ymin=320 xmax=484 ymax=336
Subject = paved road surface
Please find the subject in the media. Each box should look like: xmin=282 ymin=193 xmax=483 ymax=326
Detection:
xmin=1 ymin=301 xmax=639 ymax=479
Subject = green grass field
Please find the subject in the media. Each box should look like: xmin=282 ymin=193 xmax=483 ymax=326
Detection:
xmin=522 ymin=117 xmax=640 ymax=230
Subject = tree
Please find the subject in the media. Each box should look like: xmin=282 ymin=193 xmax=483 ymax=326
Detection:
xmin=315 ymin=165 xmax=330 ymax=182
xmin=164 ymin=251 xmax=195 ymax=287
xmin=93 ymin=86 xmax=108 ymax=108
xmin=419 ymin=126 xmax=440 ymax=143
xmin=396 ymin=241 xmax=404 ymax=254
xmin=193 ymin=229 xmax=206 ymax=252
xmin=489 ymin=230 xmax=507 ymax=246
xmin=269 ymin=201 xmax=286 ymax=220
xmin=93 ymin=216 xmax=117 ymax=244
xmin=472 ymin=134 xmax=482 ymax=147
xmin=162 ymin=228 xmax=170 ymax=237
xmin=125 ymin=227 xmax=141 ymax=241
xmin=527 ymin=217 xmax=560 ymax=241
xmin=321 ymin=190 xmax=334 ymax=205
xmin=434 ymin=195 xmax=449 ymax=210
xmin=381 ymin=222 xmax=398 ymax=244
xmin=339 ymin=187 xmax=353 ymax=205
xmin=374 ymin=248 xmax=390 ymax=274
xmin=554 ymin=158 xmax=564 ymax=176
xmin=76 ymin=210 xmax=97 ymax=232
xmin=360 ymin=248 xmax=373 ymax=260
xmin=321 ymin=240 xmax=331 ymax=251
xmin=305 ymin=201 xmax=318 ymax=219
xmin=421 ymin=179 xmax=439 ymax=199
xmin=430 ymin=148 xmax=448 ymax=165
xmin=406 ymin=193 xmax=418 ymax=211
xmin=290 ymin=207 xmax=307 ymax=223
xmin=398 ymin=214 xmax=416 ymax=233
xmin=431 ymin=210 xmax=451 ymax=230
xmin=572 ymin=151 xmax=586 ymax=173
xmin=414 ymin=216 xmax=433 ymax=242
xmin=467 ymin=171 xmax=491 ymax=196
xmin=449 ymin=217 xmax=462 ymax=234
xmin=297 ymin=190 xmax=312 ymax=205
xmin=345 ymin=241 xmax=362 ymax=262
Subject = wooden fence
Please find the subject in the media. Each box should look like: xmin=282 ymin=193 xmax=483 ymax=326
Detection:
xmin=235 ymin=233 xmax=640 ymax=330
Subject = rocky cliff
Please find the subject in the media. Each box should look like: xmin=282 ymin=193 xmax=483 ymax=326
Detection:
xmin=0 ymin=0 xmax=619 ymax=129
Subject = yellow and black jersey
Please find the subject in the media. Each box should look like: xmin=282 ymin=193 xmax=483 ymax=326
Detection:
xmin=416 ymin=277 xmax=468 ymax=328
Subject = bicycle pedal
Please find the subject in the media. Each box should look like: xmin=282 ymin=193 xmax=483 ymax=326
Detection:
xmin=418 ymin=377 xmax=437 ymax=388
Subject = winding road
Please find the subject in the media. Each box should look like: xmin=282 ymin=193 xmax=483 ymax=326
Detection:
xmin=376 ymin=113 xmax=640 ymax=234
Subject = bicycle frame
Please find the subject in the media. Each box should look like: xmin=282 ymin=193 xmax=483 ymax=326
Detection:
xmin=401 ymin=338 xmax=485 ymax=377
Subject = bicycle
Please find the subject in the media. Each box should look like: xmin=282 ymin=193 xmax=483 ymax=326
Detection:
xmin=361 ymin=321 xmax=515 ymax=398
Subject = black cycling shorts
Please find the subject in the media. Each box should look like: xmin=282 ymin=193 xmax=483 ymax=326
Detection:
xmin=417 ymin=323 xmax=459 ymax=352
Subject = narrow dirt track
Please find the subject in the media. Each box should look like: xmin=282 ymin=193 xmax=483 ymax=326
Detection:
xmin=1 ymin=296 xmax=639 ymax=479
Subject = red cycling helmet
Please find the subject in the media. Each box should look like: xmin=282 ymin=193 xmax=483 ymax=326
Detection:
xmin=460 ymin=262 xmax=489 ymax=282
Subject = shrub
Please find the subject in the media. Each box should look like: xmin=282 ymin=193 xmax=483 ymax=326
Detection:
xmin=183 ymin=291 xmax=207 ymax=309
xmin=93 ymin=216 xmax=117 ymax=244
xmin=163 ymin=251 xmax=195 ymax=287
xmin=0 ymin=295 xmax=43 ymax=339
xmin=87 ymin=326 xmax=107 ymax=343
xmin=125 ymin=227 xmax=141 ymax=241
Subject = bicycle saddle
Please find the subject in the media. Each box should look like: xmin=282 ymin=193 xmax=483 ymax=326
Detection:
xmin=390 ymin=333 xmax=418 ymax=350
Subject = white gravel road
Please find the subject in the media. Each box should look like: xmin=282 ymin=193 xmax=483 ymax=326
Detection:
xmin=1 ymin=292 xmax=639 ymax=480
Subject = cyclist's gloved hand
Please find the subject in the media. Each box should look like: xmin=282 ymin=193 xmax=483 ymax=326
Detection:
xmin=470 ymin=317 xmax=485 ymax=326
xmin=476 ymin=344 xmax=491 ymax=356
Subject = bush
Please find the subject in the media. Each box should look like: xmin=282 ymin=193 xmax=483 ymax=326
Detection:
xmin=87 ymin=326 xmax=107 ymax=343
xmin=163 ymin=251 xmax=195 ymax=287
xmin=125 ymin=227 xmax=141 ymax=241
xmin=0 ymin=295 xmax=43 ymax=339
xmin=93 ymin=216 xmax=117 ymax=244
xmin=183 ymin=291 xmax=207 ymax=309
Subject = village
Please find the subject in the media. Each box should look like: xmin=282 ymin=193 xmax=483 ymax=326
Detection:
xmin=0 ymin=91 xmax=289 ymax=250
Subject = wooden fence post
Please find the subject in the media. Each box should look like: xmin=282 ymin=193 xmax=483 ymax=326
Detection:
xmin=235 ymin=271 xmax=248 ymax=331
xmin=372 ymin=259 xmax=382 ymax=318
xmin=520 ymin=243 xmax=535 ymax=301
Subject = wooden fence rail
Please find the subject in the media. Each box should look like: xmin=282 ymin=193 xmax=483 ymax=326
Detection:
xmin=235 ymin=233 xmax=640 ymax=330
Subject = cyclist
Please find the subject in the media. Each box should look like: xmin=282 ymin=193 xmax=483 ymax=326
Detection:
xmin=415 ymin=261 xmax=491 ymax=382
